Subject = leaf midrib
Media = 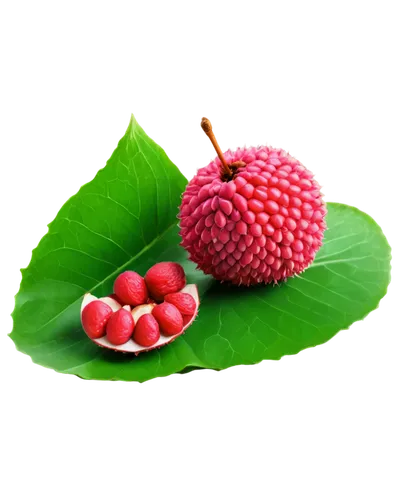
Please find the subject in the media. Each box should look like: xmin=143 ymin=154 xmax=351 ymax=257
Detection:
xmin=15 ymin=221 xmax=179 ymax=337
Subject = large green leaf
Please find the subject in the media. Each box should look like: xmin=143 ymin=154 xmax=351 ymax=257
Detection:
xmin=9 ymin=118 xmax=391 ymax=381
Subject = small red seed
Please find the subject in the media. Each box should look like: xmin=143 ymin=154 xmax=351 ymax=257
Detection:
xmin=114 ymin=271 xmax=148 ymax=306
xmin=152 ymin=302 xmax=184 ymax=336
xmin=106 ymin=308 xmax=134 ymax=345
xmin=164 ymin=292 xmax=196 ymax=316
xmin=81 ymin=301 xmax=113 ymax=339
xmin=133 ymin=314 xmax=160 ymax=347
xmin=145 ymin=262 xmax=186 ymax=301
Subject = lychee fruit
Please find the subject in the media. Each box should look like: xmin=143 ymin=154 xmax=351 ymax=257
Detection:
xmin=178 ymin=118 xmax=327 ymax=285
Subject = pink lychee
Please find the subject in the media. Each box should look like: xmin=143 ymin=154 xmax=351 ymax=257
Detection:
xmin=178 ymin=118 xmax=327 ymax=286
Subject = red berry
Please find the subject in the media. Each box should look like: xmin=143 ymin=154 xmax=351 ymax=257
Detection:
xmin=164 ymin=292 xmax=196 ymax=316
xmin=114 ymin=271 xmax=148 ymax=306
xmin=152 ymin=302 xmax=183 ymax=336
xmin=144 ymin=262 xmax=186 ymax=301
xmin=133 ymin=314 xmax=160 ymax=347
xmin=106 ymin=308 xmax=134 ymax=345
xmin=81 ymin=300 xmax=113 ymax=339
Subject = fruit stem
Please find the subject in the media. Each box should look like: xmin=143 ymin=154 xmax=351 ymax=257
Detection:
xmin=201 ymin=118 xmax=231 ymax=179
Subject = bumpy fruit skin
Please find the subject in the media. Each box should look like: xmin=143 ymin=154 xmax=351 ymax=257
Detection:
xmin=164 ymin=292 xmax=196 ymax=316
xmin=82 ymin=301 xmax=113 ymax=339
xmin=179 ymin=146 xmax=327 ymax=285
xmin=152 ymin=302 xmax=184 ymax=336
xmin=133 ymin=314 xmax=160 ymax=347
xmin=114 ymin=271 xmax=148 ymax=306
xmin=106 ymin=308 xmax=134 ymax=345
xmin=144 ymin=262 xmax=186 ymax=301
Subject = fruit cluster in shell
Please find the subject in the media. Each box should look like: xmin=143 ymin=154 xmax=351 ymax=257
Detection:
xmin=179 ymin=146 xmax=327 ymax=285
xmin=80 ymin=262 xmax=199 ymax=354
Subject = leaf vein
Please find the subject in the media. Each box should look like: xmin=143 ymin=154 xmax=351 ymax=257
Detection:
xmin=256 ymin=296 xmax=319 ymax=331
xmin=284 ymin=283 xmax=344 ymax=322
xmin=60 ymin=217 xmax=132 ymax=258
xmin=324 ymin=265 xmax=374 ymax=296
xmin=311 ymin=255 xmax=384 ymax=268
xmin=31 ymin=223 xmax=178 ymax=335
xmin=314 ymin=239 xmax=370 ymax=261
xmin=296 ymin=274 xmax=362 ymax=304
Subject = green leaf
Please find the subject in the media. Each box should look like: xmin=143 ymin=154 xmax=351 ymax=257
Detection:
xmin=186 ymin=203 xmax=391 ymax=370
xmin=9 ymin=118 xmax=391 ymax=382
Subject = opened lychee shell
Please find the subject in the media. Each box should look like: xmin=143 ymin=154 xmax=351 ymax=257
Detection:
xmin=179 ymin=146 xmax=327 ymax=285
xmin=80 ymin=284 xmax=199 ymax=354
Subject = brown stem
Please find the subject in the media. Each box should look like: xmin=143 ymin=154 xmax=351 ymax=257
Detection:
xmin=201 ymin=118 xmax=231 ymax=178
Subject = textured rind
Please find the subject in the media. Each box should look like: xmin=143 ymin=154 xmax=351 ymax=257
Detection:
xmin=179 ymin=146 xmax=327 ymax=285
